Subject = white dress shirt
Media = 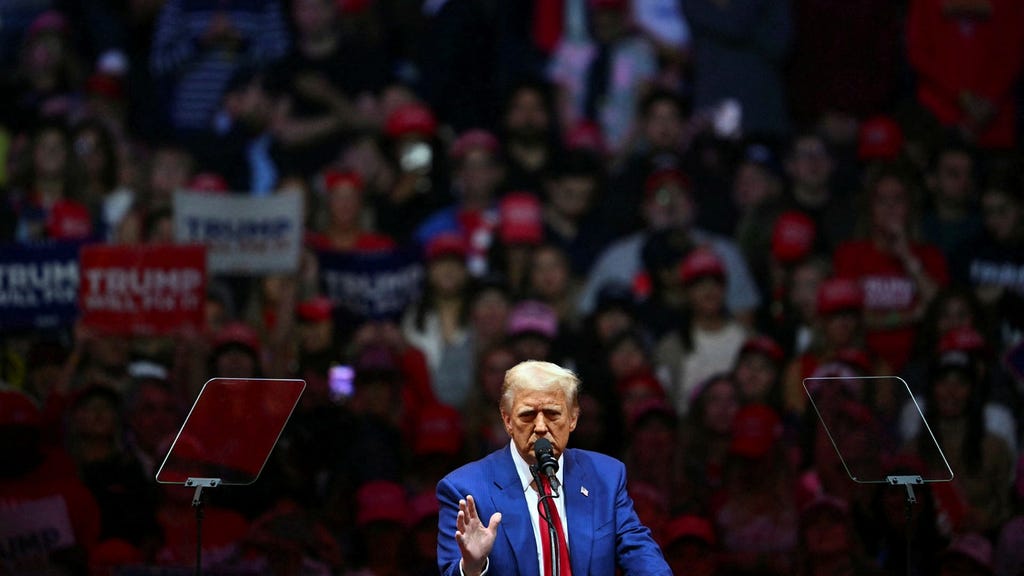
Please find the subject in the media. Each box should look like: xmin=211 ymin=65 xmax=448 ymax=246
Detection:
xmin=509 ymin=440 xmax=570 ymax=573
xmin=464 ymin=442 xmax=569 ymax=576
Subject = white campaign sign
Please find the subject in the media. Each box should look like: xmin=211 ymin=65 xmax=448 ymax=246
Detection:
xmin=173 ymin=190 xmax=303 ymax=274
xmin=0 ymin=496 xmax=76 ymax=567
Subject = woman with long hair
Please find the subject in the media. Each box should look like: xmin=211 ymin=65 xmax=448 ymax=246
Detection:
xmin=9 ymin=120 xmax=92 ymax=242
xmin=915 ymin=352 xmax=1013 ymax=535
xmin=401 ymin=233 xmax=475 ymax=410
xmin=833 ymin=163 xmax=948 ymax=372
xmin=71 ymin=119 xmax=133 ymax=240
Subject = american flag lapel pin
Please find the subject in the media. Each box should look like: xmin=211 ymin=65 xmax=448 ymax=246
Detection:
xmin=581 ymin=486 xmax=589 ymax=497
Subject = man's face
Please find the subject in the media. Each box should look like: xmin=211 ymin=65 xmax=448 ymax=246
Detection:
xmin=643 ymin=101 xmax=684 ymax=151
xmin=686 ymin=277 xmax=725 ymax=317
xmin=787 ymin=136 xmax=832 ymax=190
xmin=702 ymin=379 xmax=738 ymax=435
xmin=981 ymin=189 xmax=1019 ymax=242
xmin=298 ymin=319 xmax=332 ymax=352
xmin=34 ymin=129 xmax=67 ymax=178
xmin=327 ymin=183 xmax=362 ymax=227
xmin=129 ymin=383 xmax=179 ymax=453
xmin=292 ymin=0 xmax=335 ymax=37
xmin=643 ymin=184 xmax=694 ymax=230
xmin=803 ymin=512 xmax=850 ymax=557
xmin=934 ymin=371 xmax=971 ymax=419
xmin=870 ymin=176 xmax=910 ymax=235
xmin=734 ymin=353 xmax=777 ymax=403
xmin=215 ymin=346 xmax=258 ymax=379
xmin=591 ymin=8 xmax=626 ymax=43
xmin=150 ymin=149 xmax=192 ymax=199
xmin=733 ymin=163 xmax=779 ymax=209
xmin=455 ymin=150 xmax=502 ymax=203
xmin=505 ymin=89 xmax=549 ymax=142
xmin=237 ymin=83 xmax=273 ymax=130
xmin=934 ymin=151 xmax=973 ymax=204
xmin=549 ymin=175 xmax=594 ymax=219
xmin=501 ymin=385 xmax=578 ymax=465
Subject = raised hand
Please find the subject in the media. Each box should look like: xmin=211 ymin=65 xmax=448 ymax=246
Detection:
xmin=455 ymin=495 xmax=502 ymax=576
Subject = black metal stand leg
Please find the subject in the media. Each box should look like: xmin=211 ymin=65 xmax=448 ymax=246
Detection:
xmin=193 ymin=485 xmax=206 ymax=576
xmin=904 ymin=484 xmax=915 ymax=576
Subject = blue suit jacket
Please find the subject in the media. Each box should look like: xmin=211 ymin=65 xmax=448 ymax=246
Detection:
xmin=437 ymin=447 xmax=671 ymax=576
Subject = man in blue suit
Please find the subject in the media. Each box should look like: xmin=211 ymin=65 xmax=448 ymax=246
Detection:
xmin=437 ymin=360 xmax=671 ymax=576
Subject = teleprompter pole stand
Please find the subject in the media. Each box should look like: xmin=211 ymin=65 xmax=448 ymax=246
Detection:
xmin=887 ymin=474 xmax=923 ymax=576
xmin=186 ymin=477 xmax=222 ymax=576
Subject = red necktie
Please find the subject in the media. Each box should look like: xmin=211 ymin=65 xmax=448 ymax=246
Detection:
xmin=538 ymin=475 xmax=572 ymax=576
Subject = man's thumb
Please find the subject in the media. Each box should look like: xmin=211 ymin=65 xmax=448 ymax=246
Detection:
xmin=488 ymin=512 xmax=502 ymax=529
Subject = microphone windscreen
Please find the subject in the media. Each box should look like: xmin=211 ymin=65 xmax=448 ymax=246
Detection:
xmin=534 ymin=437 xmax=553 ymax=457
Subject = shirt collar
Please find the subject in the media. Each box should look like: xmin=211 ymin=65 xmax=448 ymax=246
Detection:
xmin=509 ymin=441 xmax=565 ymax=493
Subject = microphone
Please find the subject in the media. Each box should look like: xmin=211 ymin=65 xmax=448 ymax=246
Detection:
xmin=533 ymin=438 xmax=561 ymax=496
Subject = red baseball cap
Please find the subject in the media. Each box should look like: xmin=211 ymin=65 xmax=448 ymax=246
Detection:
xmin=213 ymin=322 xmax=261 ymax=354
xmin=188 ymin=172 xmax=229 ymax=193
xmin=323 ymin=169 xmax=363 ymax=192
xmin=85 ymin=73 xmax=124 ymax=101
xmin=409 ymin=489 xmax=441 ymax=527
xmin=354 ymin=344 xmax=400 ymax=374
xmin=450 ymin=129 xmax=499 ymax=161
xmin=616 ymin=370 xmax=667 ymax=401
xmin=564 ymin=120 xmax=606 ymax=153
xmin=679 ymin=247 xmax=725 ymax=284
xmin=644 ymin=168 xmax=692 ymax=202
xmin=589 ymin=0 xmax=629 ymax=10
xmin=506 ymin=300 xmax=558 ymax=339
xmin=938 ymin=326 xmax=986 ymax=355
xmin=663 ymin=515 xmax=716 ymax=547
xmin=498 ymin=192 xmax=544 ymax=245
xmin=816 ymin=278 xmax=863 ymax=315
xmin=424 ymin=232 xmax=468 ymax=262
xmin=626 ymin=397 xmax=676 ymax=431
xmin=729 ymin=404 xmax=782 ymax=458
xmin=740 ymin=335 xmax=785 ymax=364
xmin=296 ymin=296 xmax=333 ymax=323
xmin=46 ymin=199 xmax=93 ymax=240
xmin=89 ymin=538 xmax=144 ymax=568
xmin=835 ymin=347 xmax=873 ymax=375
xmin=412 ymin=402 xmax=463 ymax=456
xmin=355 ymin=481 xmax=408 ymax=527
xmin=771 ymin=211 xmax=816 ymax=264
xmin=27 ymin=10 xmax=68 ymax=41
xmin=385 ymin=103 xmax=437 ymax=139
xmin=944 ymin=533 xmax=994 ymax=573
xmin=857 ymin=116 xmax=904 ymax=161
xmin=337 ymin=0 xmax=373 ymax=14
xmin=800 ymin=494 xmax=849 ymax=520
xmin=0 ymin=388 xmax=42 ymax=428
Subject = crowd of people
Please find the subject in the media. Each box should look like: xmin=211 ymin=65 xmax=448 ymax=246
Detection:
xmin=1 ymin=0 xmax=1024 ymax=574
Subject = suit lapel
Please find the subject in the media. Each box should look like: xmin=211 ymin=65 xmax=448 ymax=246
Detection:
xmin=490 ymin=448 xmax=540 ymax=576
xmin=564 ymin=450 xmax=594 ymax=576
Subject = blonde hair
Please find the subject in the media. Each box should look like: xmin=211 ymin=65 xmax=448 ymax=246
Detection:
xmin=501 ymin=360 xmax=580 ymax=412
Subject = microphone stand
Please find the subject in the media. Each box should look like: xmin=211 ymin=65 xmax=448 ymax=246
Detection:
xmin=531 ymin=465 xmax=561 ymax=576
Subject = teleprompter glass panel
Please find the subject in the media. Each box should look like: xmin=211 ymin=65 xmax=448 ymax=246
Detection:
xmin=156 ymin=378 xmax=305 ymax=485
xmin=803 ymin=376 xmax=953 ymax=484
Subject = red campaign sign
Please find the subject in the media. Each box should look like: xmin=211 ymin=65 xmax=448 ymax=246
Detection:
xmin=79 ymin=244 xmax=206 ymax=335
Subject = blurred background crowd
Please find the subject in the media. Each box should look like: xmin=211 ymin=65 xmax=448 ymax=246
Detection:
xmin=1 ymin=0 xmax=1024 ymax=574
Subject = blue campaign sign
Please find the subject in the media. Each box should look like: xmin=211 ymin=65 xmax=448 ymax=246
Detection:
xmin=0 ymin=242 xmax=81 ymax=329
xmin=317 ymin=248 xmax=424 ymax=321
